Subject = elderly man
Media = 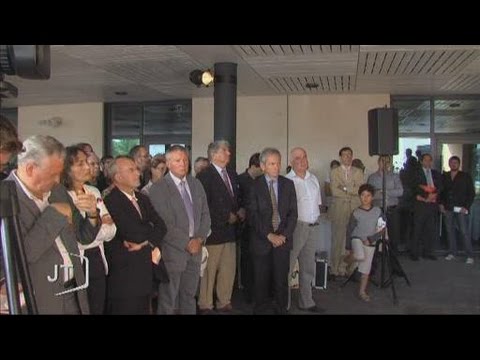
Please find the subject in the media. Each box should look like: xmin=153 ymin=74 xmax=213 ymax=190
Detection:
xmin=197 ymin=140 xmax=242 ymax=313
xmin=249 ymin=148 xmax=297 ymax=315
xmin=329 ymin=147 xmax=363 ymax=278
xmin=5 ymin=135 xmax=100 ymax=314
xmin=286 ymin=147 xmax=325 ymax=313
xmin=149 ymin=146 xmax=211 ymax=314
xmin=104 ymin=155 xmax=167 ymax=314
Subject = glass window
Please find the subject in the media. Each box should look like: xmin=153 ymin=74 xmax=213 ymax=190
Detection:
xmin=144 ymin=101 xmax=192 ymax=138
xmin=111 ymin=105 xmax=142 ymax=137
xmin=393 ymin=137 xmax=431 ymax=172
xmin=392 ymin=98 xmax=431 ymax=134
xmin=111 ymin=138 xmax=140 ymax=157
xmin=149 ymin=144 xmax=166 ymax=156
xmin=434 ymin=99 xmax=480 ymax=133
xmin=105 ymin=100 xmax=192 ymax=157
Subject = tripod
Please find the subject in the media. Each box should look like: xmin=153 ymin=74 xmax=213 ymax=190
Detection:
xmin=0 ymin=180 xmax=37 ymax=314
xmin=341 ymin=157 xmax=410 ymax=305
xmin=374 ymin=157 xmax=410 ymax=305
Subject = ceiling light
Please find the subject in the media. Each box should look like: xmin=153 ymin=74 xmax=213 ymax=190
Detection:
xmin=189 ymin=69 xmax=214 ymax=87
xmin=115 ymin=91 xmax=128 ymax=96
xmin=305 ymin=82 xmax=319 ymax=89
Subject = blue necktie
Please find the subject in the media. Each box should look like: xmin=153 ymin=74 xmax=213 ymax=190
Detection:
xmin=180 ymin=180 xmax=195 ymax=236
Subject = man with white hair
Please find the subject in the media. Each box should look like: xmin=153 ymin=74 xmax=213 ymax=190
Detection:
xmin=197 ymin=140 xmax=242 ymax=313
xmin=249 ymin=147 xmax=297 ymax=315
xmin=5 ymin=135 xmax=100 ymax=314
xmin=149 ymin=145 xmax=211 ymax=314
xmin=286 ymin=147 xmax=325 ymax=313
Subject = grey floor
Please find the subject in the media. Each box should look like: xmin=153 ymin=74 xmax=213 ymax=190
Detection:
xmin=228 ymin=254 xmax=480 ymax=315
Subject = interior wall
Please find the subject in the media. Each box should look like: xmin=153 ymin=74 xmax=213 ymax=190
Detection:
xmin=18 ymin=102 xmax=104 ymax=155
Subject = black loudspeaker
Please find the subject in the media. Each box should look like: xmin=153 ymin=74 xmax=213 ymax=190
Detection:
xmin=368 ymin=107 xmax=399 ymax=156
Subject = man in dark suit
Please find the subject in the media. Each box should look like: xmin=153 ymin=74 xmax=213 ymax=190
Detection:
xmin=237 ymin=152 xmax=262 ymax=302
xmin=149 ymin=146 xmax=211 ymax=314
xmin=248 ymin=148 xmax=297 ymax=315
xmin=197 ymin=140 xmax=243 ymax=313
xmin=410 ymin=153 xmax=443 ymax=261
xmin=5 ymin=135 xmax=100 ymax=314
xmin=104 ymin=155 xmax=167 ymax=314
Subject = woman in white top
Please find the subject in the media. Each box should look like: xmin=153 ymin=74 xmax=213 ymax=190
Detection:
xmin=63 ymin=145 xmax=117 ymax=314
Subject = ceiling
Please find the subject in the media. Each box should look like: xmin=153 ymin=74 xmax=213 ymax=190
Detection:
xmin=2 ymin=45 xmax=480 ymax=107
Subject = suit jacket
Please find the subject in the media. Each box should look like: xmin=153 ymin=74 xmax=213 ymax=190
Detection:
xmin=330 ymin=166 xmax=364 ymax=200
xmin=4 ymin=174 xmax=100 ymax=314
xmin=197 ymin=164 xmax=240 ymax=245
xmin=412 ymin=167 xmax=443 ymax=203
xmin=248 ymin=175 xmax=298 ymax=255
xmin=104 ymin=187 xmax=167 ymax=299
xmin=148 ymin=173 xmax=211 ymax=273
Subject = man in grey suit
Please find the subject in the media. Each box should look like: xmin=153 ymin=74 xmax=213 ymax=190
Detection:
xmin=5 ymin=135 xmax=100 ymax=314
xmin=149 ymin=145 xmax=211 ymax=315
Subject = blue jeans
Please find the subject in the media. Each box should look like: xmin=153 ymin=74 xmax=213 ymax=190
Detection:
xmin=444 ymin=211 xmax=473 ymax=257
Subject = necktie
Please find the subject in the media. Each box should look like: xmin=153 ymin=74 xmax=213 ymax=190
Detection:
xmin=269 ymin=180 xmax=280 ymax=232
xmin=131 ymin=196 xmax=142 ymax=219
xmin=426 ymin=169 xmax=434 ymax=187
xmin=180 ymin=180 xmax=195 ymax=236
xmin=221 ymin=169 xmax=234 ymax=198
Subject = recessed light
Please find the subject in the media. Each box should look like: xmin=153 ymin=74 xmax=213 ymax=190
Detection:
xmin=115 ymin=91 xmax=128 ymax=96
xmin=305 ymin=82 xmax=319 ymax=89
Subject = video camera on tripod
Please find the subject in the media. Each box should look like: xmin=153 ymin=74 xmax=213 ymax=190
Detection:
xmin=0 ymin=45 xmax=51 ymax=314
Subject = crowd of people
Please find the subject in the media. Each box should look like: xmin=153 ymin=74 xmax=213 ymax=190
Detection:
xmin=0 ymin=114 xmax=476 ymax=314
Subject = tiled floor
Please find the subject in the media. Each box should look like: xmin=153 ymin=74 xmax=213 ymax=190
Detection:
xmin=227 ymin=254 xmax=480 ymax=315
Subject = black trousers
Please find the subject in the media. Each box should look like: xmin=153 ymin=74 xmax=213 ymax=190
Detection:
xmin=84 ymin=247 xmax=107 ymax=315
xmin=240 ymin=226 xmax=254 ymax=300
xmin=253 ymin=247 xmax=289 ymax=314
xmin=107 ymin=296 xmax=150 ymax=315
xmin=411 ymin=202 xmax=439 ymax=257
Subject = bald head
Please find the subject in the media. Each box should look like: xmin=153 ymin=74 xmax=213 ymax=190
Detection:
xmin=290 ymin=147 xmax=309 ymax=177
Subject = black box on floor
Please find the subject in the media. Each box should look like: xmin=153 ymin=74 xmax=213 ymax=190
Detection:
xmin=314 ymin=258 xmax=328 ymax=290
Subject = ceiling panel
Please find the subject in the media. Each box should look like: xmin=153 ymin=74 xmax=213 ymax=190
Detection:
xmin=2 ymin=45 xmax=480 ymax=108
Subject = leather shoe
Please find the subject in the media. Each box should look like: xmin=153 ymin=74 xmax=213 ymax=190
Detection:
xmin=197 ymin=308 xmax=215 ymax=315
xmin=409 ymin=254 xmax=419 ymax=261
xmin=299 ymin=305 xmax=326 ymax=314
xmin=216 ymin=303 xmax=233 ymax=312
xmin=423 ymin=254 xmax=437 ymax=260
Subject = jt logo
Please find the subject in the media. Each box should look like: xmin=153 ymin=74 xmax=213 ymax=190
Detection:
xmin=47 ymin=253 xmax=89 ymax=296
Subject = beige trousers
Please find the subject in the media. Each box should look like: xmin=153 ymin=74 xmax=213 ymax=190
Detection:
xmin=198 ymin=242 xmax=236 ymax=310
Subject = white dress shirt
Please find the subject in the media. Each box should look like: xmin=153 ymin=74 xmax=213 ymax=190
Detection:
xmin=286 ymin=170 xmax=322 ymax=224
xmin=212 ymin=162 xmax=234 ymax=194
xmin=68 ymin=184 xmax=116 ymax=274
